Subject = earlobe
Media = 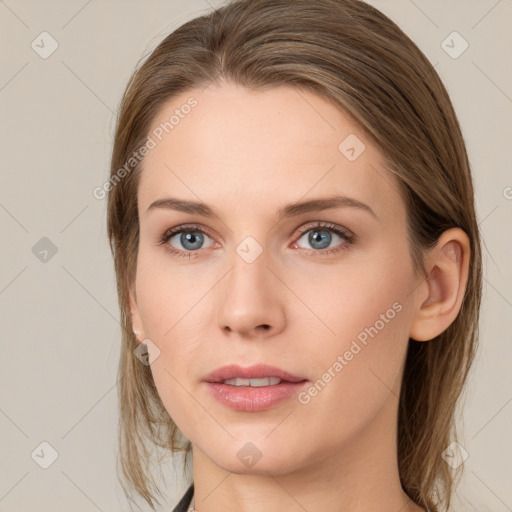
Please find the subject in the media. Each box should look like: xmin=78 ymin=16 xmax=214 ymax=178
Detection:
xmin=409 ymin=228 xmax=470 ymax=342
xmin=128 ymin=283 xmax=145 ymax=342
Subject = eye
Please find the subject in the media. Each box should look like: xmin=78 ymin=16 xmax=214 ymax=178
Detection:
xmin=293 ymin=222 xmax=354 ymax=255
xmin=158 ymin=224 xmax=215 ymax=258
xmin=158 ymin=221 xmax=355 ymax=259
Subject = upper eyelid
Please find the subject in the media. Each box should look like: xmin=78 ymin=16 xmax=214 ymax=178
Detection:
xmin=165 ymin=223 xmax=215 ymax=239
xmin=164 ymin=221 xmax=353 ymax=243
xmin=295 ymin=221 xmax=352 ymax=235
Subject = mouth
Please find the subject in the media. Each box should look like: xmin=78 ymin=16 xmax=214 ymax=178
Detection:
xmin=221 ymin=376 xmax=287 ymax=387
xmin=203 ymin=364 xmax=309 ymax=412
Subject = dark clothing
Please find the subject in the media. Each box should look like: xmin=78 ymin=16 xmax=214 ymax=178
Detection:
xmin=171 ymin=483 xmax=194 ymax=512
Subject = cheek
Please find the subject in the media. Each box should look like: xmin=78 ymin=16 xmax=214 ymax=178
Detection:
xmin=298 ymin=252 xmax=412 ymax=349
xmin=294 ymin=248 xmax=414 ymax=405
xmin=149 ymin=356 xmax=194 ymax=435
xmin=133 ymin=251 xmax=206 ymax=425
xmin=134 ymin=248 xmax=203 ymax=339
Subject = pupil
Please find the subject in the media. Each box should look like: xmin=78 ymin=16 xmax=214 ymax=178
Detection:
xmin=182 ymin=232 xmax=203 ymax=250
xmin=309 ymin=230 xmax=331 ymax=249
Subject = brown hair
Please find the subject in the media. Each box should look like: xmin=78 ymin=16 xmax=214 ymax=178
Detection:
xmin=106 ymin=0 xmax=482 ymax=510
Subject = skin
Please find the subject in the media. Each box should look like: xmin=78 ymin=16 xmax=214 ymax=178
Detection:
xmin=129 ymin=80 xmax=470 ymax=512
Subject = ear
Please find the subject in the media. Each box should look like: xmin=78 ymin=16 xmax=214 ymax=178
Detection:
xmin=128 ymin=282 xmax=146 ymax=343
xmin=409 ymin=228 xmax=470 ymax=342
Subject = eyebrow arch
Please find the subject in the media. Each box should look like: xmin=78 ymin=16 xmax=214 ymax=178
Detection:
xmin=146 ymin=194 xmax=377 ymax=220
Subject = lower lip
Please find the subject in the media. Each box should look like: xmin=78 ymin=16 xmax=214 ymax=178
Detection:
xmin=204 ymin=381 xmax=309 ymax=412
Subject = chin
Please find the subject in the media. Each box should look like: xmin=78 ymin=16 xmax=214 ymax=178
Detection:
xmin=200 ymin=437 xmax=307 ymax=476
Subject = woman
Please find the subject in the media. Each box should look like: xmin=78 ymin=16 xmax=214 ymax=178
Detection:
xmin=106 ymin=0 xmax=482 ymax=511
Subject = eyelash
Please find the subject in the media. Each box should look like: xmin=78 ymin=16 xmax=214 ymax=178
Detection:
xmin=157 ymin=222 xmax=355 ymax=259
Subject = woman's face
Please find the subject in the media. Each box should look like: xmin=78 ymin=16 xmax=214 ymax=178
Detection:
xmin=130 ymin=81 xmax=423 ymax=473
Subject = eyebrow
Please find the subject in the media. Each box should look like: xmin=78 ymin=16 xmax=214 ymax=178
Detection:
xmin=146 ymin=195 xmax=377 ymax=220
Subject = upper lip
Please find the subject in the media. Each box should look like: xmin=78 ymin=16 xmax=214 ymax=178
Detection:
xmin=203 ymin=364 xmax=307 ymax=383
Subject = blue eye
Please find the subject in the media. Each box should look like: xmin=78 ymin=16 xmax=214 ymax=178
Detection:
xmin=294 ymin=222 xmax=354 ymax=254
xmin=173 ymin=231 xmax=207 ymax=251
xmin=160 ymin=225 xmax=215 ymax=258
xmin=158 ymin=222 xmax=354 ymax=259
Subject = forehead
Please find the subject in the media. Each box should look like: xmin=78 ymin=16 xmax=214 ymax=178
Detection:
xmin=137 ymin=81 xmax=403 ymax=222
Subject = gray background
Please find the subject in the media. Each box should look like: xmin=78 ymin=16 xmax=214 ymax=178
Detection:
xmin=1 ymin=0 xmax=511 ymax=510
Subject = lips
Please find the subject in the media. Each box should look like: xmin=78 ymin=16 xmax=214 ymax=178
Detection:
xmin=202 ymin=364 xmax=307 ymax=384
xmin=203 ymin=364 xmax=309 ymax=412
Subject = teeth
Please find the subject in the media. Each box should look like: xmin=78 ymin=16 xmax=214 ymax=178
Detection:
xmin=222 ymin=377 xmax=282 ymax=387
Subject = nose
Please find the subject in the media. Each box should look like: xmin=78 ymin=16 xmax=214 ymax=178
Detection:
xmin=217 ymin=247 xmax=286 ymax=339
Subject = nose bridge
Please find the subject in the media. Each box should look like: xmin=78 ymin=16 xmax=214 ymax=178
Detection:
xmin=230 ymin=239 xmax=270 ymax=294
xmin=225 ymin=237 xmax=273 ymax=306
xmin=216 ymin=234 xmax=286 ymax=336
